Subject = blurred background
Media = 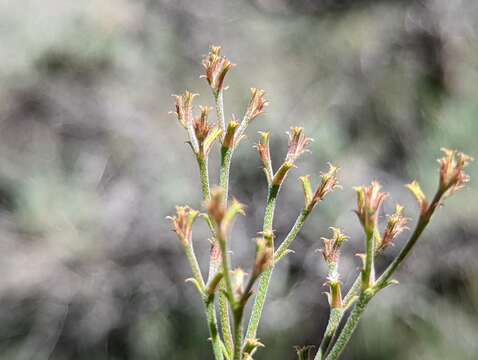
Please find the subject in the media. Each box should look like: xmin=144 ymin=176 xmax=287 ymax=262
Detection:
xmin=0 ymin=0 xmax=477 ymax=359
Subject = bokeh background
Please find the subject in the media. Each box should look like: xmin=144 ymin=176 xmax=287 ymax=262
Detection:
xmin=1 ymin=0 xmax=477 ymax=359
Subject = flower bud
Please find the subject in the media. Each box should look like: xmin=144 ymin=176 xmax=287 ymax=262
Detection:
xmin=354 ymin=181 xmax=388 ymax=236
xmin=231 ymin=268 xmax=246 ymax=298
xmin=167 ymin=206 xmax=199 ymax=246
xmin=303 ymin=164 xmax=340 ymax=211
xmin=253 ymin=231 xmax=274 ymax=277
xmin=320 ymin=227 xmax=348 ymax=266
xmin=223 ymin=118 xmax=240 ymax=150
xmin=202 ymin=45 xmax=235 ymax=95
xmin=438 ymin=148 xmax=472 ymax=197
xmin=405 ymin=180 xmax=428 ymax=216
xmin=205 ymin=187 xmax=245 ymax=237
xmin=378 ymin=204 xmax=408 ymax=253
xmin=254 ymin=132 xmax=272 ymax=178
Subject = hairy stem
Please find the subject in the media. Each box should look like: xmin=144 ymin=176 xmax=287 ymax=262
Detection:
xmin=219 ymin=288 xmax=234 ymax=356
xmin=197 ymin=156 xmax=211 ymax=201
xmin=215 ymin=91 xmax=226 ymax=135
xmin=246 ymin=201 xmax=310 ymax=340
xmin=325 ymin=292 xmax=372 ymax=360
xmin=232 ymin=309 xmax=244 ymax=360
xmin=206 ymin=299 xmax=225 ymax=360
xmin=314 ymin=308 xmax=343 ymax=360
xmin=361 ymin=231 xmax=375 ymax=290
xmin=325 ymin=190 xmax=444 ymax=358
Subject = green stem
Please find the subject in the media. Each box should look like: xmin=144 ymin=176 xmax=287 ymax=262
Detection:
xmin=246 ymin=201 xmax=310 ymax=340
xmin=233 ymin=309 xmax=244 ymax=360
xmin=183 ymin=244 xmax=205 ymax=292
xmin=215 ymin=91 xmax=225 ymax=135
xmin=220 ymin=147 xmax=233 ymax=204
xmin=197 ymin=156 xmax=211 ymax=201
xmin=361 ymin=230 xmax=375 ymax=291
xmin=325 ymin=293 xmax=372 ymax=360
xmin=219 ymin=288 xmax=234 ymax=356
xmin=206 ymin=299 xmax=225 ymax=360
xmin=314 ymin=308 xmax=343 ymax=360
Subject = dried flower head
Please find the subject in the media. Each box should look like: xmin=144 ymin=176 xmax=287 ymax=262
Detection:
xmin=286 ymin=127 xmax=312 ymax=163
xmin=167 ymin=206 xmax=199 ymax=246
xmin=301 ymin=164 xmax=340 ymax=210
xmin=172 ymin=91 xmax=197 ymax=128
xmin=405 ymin=180 xmax=428 ymax=216
xmin=378 ymin=204 xmax=408 ymax=253
xmin=354 ymin=181 xmax=388 ymax=235
xmin=245 ymin=88 xmax=268 ymax=121
xmin=202 ymin=45 xmax=235 ymax=95
xmin=320 ymin=227 xmax=348 ymax=265
xmin=193 ymin=106 xmax=222 ymax=157
xmin=438 ymin=148 xmax=473 ymax=196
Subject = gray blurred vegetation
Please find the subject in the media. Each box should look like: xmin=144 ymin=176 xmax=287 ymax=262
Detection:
xmin=0 ymin=0 xmax=477 ymax=359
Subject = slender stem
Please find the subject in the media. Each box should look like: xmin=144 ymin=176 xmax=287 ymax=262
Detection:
xmin=194 ymin=153 xmax=224 ymax=359
xmin=183 ymin=244 xmax=205 ymax=291
xmin=215 ymin=91 xmax=226 ymax=135
xmin=232 ymin=309 xmax=244 ymax=360
xmin=325 ymin=293 xmax=372 ymax=360
xmin=220 ymin=147 xmax=233 ymax=204
xmin=275 ymin=209 xmax=310 ymax=262
xmin=219 ymin=287 xmax=234 ymax=356
xmin=314 ymin=308 xmax=343 ymax=360
xmin=246 ymin=203 xmax=310 ymax=340
xmin=361 ymin=231 xmax=375 ymax=291
xmin=206 ymin=299 xmax=225 ymax=360
xmin=197 ymin=156 xmax=211 ymax=201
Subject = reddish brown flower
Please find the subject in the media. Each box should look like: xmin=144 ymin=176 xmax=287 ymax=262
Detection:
xmin=286 ymin=127 xmax=312 ymax=163
xmin=354 ymin=181 xmax=388 ymax=235
xmin=438 ymin=148 xmax=472 ymax=197
xmin=202 ymin=45 xmax=235 ymax=94
xmin=320 ymin=227 xmax=348 ymax=265
xmin=193 ymin=106 xmax=222 ymax=157
xmin=378 ymin=204 xmax=408 ymax=253
xmin=245 ymin=88 xmax=268 ymax=121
